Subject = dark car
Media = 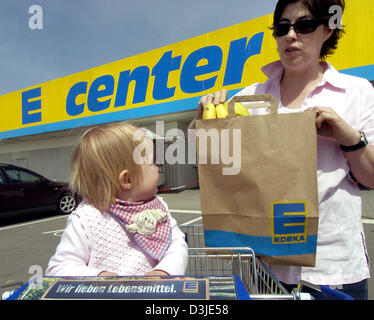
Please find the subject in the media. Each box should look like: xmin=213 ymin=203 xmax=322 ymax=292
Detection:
xmin=0 ymin=163 xmax=78 ymax=217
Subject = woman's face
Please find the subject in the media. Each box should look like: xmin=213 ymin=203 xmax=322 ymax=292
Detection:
xmin=276 ymin=1 xmax=333 ymax=72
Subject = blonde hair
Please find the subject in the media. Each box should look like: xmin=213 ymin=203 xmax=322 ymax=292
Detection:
xmin=70 ymin=121 xmax=144 ymax=211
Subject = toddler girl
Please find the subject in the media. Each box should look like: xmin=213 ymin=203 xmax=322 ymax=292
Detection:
xmin=45 ymin=122 xmax=188 ymax=277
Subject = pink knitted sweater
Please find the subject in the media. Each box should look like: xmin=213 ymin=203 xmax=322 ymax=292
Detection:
xmin=45 ymin=198 xmax=188 ymax=276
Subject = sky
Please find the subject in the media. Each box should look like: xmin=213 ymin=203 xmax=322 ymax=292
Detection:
xmin=0 ymin=0 xmax=278 ymax=96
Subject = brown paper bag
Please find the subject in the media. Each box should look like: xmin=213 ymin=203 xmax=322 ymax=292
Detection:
xmin=195 ymin=94 xmax=319 ymax=267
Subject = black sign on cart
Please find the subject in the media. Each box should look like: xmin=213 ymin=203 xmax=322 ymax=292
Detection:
xmin=7 ymin=276 xmax=246 ymax=300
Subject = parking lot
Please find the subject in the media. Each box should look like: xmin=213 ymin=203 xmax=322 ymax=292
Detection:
xmin=1 ymin=189 xmax=373 ymax=299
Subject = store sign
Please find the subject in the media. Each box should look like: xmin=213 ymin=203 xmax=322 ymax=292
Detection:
xmin=61 ymin=33 xmax=263 ymax=119
xmin=1 ymin=0 xmax=373 ymax=139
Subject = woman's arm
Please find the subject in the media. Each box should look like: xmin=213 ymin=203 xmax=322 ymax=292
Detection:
xmin=308 ymin=106 xmax=374 ymax=188
xmin=342 ymin=141 xmax=374 ymax=189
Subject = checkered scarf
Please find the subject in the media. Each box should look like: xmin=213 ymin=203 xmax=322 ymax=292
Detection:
xmin=107 ymin=196 xmax=172 ymax=261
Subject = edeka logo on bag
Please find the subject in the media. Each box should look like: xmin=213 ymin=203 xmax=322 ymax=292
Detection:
xmin=272 ymin=202 xmax=308 ymax=244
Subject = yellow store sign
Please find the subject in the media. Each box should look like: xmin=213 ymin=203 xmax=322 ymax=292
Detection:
xmin=0 ymin=0 xmax=373 ymax=139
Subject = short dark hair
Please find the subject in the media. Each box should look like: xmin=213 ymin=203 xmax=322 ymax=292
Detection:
xmin=271 ymin=0 xmax=345 ymax=60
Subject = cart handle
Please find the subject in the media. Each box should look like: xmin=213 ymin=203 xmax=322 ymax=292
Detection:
xmin=297 ymin=280 xmax=354 ymax=300
xmin=320 ymin=285 xmax=354 ymax=300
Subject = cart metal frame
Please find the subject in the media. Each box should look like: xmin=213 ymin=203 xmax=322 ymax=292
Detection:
xmin=181 ymin=224 xmax=354 ymax=300
xmin=181 ymin=225 xmax=296 ymax=300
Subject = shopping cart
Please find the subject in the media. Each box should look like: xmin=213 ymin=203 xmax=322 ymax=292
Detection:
xmin=181 ymin=225 xmax=354 ymax=300
xmin=181 ymin=224 xmax=294 ymax=300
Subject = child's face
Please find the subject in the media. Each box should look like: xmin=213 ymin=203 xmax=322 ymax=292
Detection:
xmin=117 ymin=130 xmax=159 ymax=202
xmin=131 ymin=134 xmax=159 ymax=201
xmin=131 ymin=163 xmax=159 ymax=201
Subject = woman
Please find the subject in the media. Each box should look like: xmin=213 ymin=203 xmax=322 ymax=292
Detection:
xmin=189 ymin=0 xmax=374 ymax=299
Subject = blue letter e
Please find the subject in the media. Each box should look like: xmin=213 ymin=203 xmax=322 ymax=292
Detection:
xmin=273 ymin=202 xmax=306 ymax=235
xmin=22 ymin=87 xmax=42 ymax=124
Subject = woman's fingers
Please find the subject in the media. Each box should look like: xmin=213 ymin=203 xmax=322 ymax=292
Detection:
xmin=306 ymin=106 xmax=360 ymax=145
xmin=199 ymin=89 xmax=228 ymax=109
xmin=190 ymin=89 xmax=228 ymax=128
xmin=213 ymin=89 xmax=228 ymax=105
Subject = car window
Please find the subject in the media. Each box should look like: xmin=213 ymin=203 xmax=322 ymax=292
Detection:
xmin=4 ymin=168 xmax=43 ymax=184
xmin=0 ymin=172 xmax=5 ymax=184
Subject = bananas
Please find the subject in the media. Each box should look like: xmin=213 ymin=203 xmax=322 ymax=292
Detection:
xmin=233 ymin=102 xmax=251 ymax=117
xmin=216 ymin=103 xmax=228 ymax=118
xmin=202 ymin=103 xmax=216 ymax=120
xmin=203 ymin=102 xmax=250 ymax=120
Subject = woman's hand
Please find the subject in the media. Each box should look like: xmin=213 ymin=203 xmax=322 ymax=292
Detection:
xmin=188 ymin=89 xmax=228 ymax=129
xmin=307 ymin=106 xmax=374 ymax=188
xmin=306 ymin=106 xmax=360 ymax=146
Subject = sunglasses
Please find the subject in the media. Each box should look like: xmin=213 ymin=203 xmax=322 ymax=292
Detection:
xmin=274 ymin=19 xmax=326 ymax=37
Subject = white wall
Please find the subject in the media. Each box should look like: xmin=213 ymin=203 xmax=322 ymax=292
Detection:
xmin=0 ymin=135 xmax=79 ymax=182
xmin=0 ymin=119 xmax=198 ymax=187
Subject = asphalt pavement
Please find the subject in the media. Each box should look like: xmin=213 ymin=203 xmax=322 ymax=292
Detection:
xmin=0 ymin=188 xmax=373 ymax=300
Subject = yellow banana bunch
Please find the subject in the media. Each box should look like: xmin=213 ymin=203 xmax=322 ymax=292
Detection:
xmin=216 ymin=103 xmax=229 ymax=118
xmin=233 ymin=102 xmax=251 ymax=117
xmin=202 ymin=103 xmax=216 ymax=119
xmin=203 ymin=101 xmax=250 ymax=119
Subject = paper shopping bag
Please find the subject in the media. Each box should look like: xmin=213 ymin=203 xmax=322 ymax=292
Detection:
xmin=195 ymin=94 xmax=319 ymax=267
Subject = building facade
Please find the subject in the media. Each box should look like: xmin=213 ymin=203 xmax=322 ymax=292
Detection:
xmin=0 ymin=1 xmax=373 ymax=189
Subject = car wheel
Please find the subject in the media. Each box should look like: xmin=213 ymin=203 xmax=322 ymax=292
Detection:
xmin=57 ymin=192 xmax=77 ymax=214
